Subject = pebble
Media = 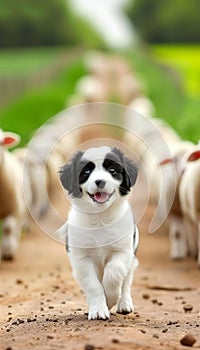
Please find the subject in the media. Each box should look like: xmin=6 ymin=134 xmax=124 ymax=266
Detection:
xmin=142 ymin=293 xmax=150 ymax=299
xmin=180 ymin=334 xmax=196 ymax=347
xmin=16 ymin=278 xmax=23 ymax=285
xmin=183 ymin=305 xmax=193 ymax=313
xmin=84 ymin=345 xmax=95 ymax=350
xmin=47 ymin=335 xmax=54 ymax=340
xmin=151 ymin=299 xmax=158 ymax=304
xmin=153 ymin=334 xmax=159 ymax=339
xmin=112 ymin=338 xmax=119 ymax=343
xmin=162 ymin=328 xmax=168 ymax=333
xmin=140 ymin=329 xmax=146 ymax=333
xmin=27 ymin=318 xmax=37 ymax=323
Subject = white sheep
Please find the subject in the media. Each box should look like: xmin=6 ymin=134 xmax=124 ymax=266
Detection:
xmin=75 ymin=75 xmax=108 ymax=103
xmin=179 ymin=146 xmax=200 ymax=266
xmin=0 ymin=129 xmax=31 ymax=260
xmin=141 ymin=120 xmax=194 ymax=259
xmin=123 ymin=98 xmax=156 ymax=158
xmin=83 ymin=51 xmax=112 ymax=79
xmin=128 ymin=96 xmax=156 ymax=119
xmin=83 ymin=53 xmax=143 ymax=105
xmin=17 ymin=111 xmax=83 ymax=222
xmin=116 ymin=74 xmax=144 ymax=105
xmin=158 ymin=143 xmax=194 ymax=260
xmin=13 ymin=147 xmax=50 ymax=220
xmin=126 ymin=115 xmax=194 ymax=260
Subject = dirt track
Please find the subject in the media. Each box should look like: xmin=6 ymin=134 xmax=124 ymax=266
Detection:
xmin=1 ymin=190 xmax=200 ymax=350
xmin=1 ymin=51 xmax=199 ymax=349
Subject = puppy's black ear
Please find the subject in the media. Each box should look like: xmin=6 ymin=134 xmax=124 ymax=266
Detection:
xmin=120 ymin=156 xmax=138 ymax=195
xmin=59 ymin=163 xmax=73 ymax=192
xmin=124 ymin=156 xmax=138 ymax=187
xmin=112 ymin=148 xmax=138 ymax=195
xmin=59 ymin=151 xmax=83 ymax=198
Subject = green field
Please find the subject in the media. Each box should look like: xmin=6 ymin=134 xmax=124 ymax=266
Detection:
xmin=0 ymin=46 xmax=200 ymax=146
xmin=151 ymin=44 xmax=200 ymax=98
xmin=0 ymin=47 xmax=67 ymax=77
xmin=126 ymin=46 xmax=200 ymax=143
xmin=0 ymin=50 xmax=86 ymax=145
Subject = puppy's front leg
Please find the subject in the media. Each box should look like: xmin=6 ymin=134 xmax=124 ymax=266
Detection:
xmin=102 ymin=251 xmax=132 ymax=310
xmin=117 ymin=257 xmax=138 ymax=314
xmin=71 ymin=255 xmax=109 ymax=320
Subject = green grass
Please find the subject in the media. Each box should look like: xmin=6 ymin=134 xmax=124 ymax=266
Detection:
xmin=1 ymin=45 xmax=200 ymax=147
xmin=0 ymin=56 xmax=86 ymax=145
xmin=126 ymin=46 xmax=200 ymax=143
xmin=150 ymin=44 xmax=200 ymax=98
xmin=0 ymin=46 xmax=66 ymax=77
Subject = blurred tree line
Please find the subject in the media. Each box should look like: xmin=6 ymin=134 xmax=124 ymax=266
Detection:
xmin=127 ymin=0 xmax=200 ymax=43
xmin=0 ymin=0 xmax=105 ymax=48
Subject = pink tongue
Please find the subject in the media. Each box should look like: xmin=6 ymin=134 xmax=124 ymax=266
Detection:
xmin=94 ymin=192 xmax=109 ymax=203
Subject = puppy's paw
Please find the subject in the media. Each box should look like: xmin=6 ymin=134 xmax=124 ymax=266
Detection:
xmin=117 ymin=298 xmax=134 ymax=315
xmin=88 ymin=304 xmax=110 ymax=320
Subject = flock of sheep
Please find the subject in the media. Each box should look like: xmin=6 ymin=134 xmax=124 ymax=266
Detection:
xmin=0 ymin=51 xmax=200 ymax=268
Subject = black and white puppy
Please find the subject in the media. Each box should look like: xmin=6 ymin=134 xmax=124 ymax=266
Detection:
xmin=58 ymin=146 xmax=139 ymax=320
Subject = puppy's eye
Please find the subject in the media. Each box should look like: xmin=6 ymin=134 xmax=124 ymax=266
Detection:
xmin=82 ymin=169 xmax=91 ymax=176
xmin=109 ymin=166 xmax=117 ymax=175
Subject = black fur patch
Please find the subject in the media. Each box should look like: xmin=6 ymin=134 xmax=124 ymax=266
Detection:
xmin=103 ymin=155 xmax=124 ymax=182
xmin=133 ymin=226 xmax=138 ymax=255
xmin=109 ymin=148 xmax=138 ymax=195
xmin=59 ymin=151 xmax=84 ymax=198
xmin=79 ymin=161 xmax=95 ymax=184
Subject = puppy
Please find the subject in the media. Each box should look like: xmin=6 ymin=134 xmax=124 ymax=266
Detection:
xmin=58 ymin=146 xmax=139 ymax=320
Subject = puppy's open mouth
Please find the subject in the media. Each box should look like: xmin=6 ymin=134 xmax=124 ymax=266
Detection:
xmin=87 ymin=191 xmax=113 ymax=203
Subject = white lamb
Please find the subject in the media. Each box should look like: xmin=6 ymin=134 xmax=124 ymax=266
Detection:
xmin=128 ymin=96 xmax=156 ymax=119
xmin=124 ymin=113 xmax=194 ymax=260
xmin=179 ymin=146 xmax=200 ymax=266
xmin=116 ymin=74 xmax=144 ymax=105
xmin=0 ymin=129 xmax=31 ymax=260
xmin=123 ymin=98 xmax=156 ymax=159
xmin=83 ymin=51 xmax=112 ymax=79
xmin=15 ymin=112 xmax=83 ymax=222
xmin=75 ymin=75 xmax=108 ymax=103
xmin=13 ymin=147 xmax=50 ymax=220
xmin=140 ymin=120 xmax=194 ymax=259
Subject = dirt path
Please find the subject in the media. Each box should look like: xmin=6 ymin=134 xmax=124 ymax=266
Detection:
xmin=1 ymin=52 xmax=199 ymax=349
xmin=1 ymin=196 xmax=200 ymax=350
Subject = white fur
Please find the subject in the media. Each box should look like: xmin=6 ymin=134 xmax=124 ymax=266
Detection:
xmin=58 ymin=146 xmax=139 ymax=320
xmin=128 ymin=96 xmax=156 ymax=119
xmin=0 ymin=130 xmax=30 ymax=260
xmin=124 ymin=112 xmax=198 ymax=261
xmin=179 ymin=147 xmax=200 ymax=266
xmin=14 ymin=148 xmax=50 ymax=219
xmin=75 ymin=75 xmax=107 ymax=103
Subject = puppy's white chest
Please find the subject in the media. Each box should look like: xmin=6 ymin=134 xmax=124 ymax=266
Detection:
xmin=68 ymin=203 xmax=134 ymax=250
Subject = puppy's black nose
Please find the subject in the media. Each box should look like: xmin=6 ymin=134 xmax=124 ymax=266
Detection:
xmin=95 ymin=179 xmax=106 ymax=189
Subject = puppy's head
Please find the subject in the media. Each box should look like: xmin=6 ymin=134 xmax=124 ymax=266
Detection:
xmin=59 ymin=146 xmax=137 ymax=210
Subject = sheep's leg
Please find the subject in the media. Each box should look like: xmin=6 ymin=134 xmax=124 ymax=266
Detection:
xmin=169 ymin=216 xmax=188 ymax=260
xmin=185 ymin=219 xmax=198 ymax=259
xmin=1 ymin=216 xmax=21 ymax=260
xmin=198 ymin=222 xmax=200 ymax=268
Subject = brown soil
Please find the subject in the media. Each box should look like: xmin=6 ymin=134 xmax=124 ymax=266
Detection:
xmin=0 ymin=193 xmax=200 ymax=350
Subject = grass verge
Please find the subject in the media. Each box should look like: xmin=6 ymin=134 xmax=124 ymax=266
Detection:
xmin=0 ymin=46 xmax=67 ymax=78
xmin=0 ymin=56 xmax=86 ymax=145
xmin=126 ymin=46 xmax=200 ymax=143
